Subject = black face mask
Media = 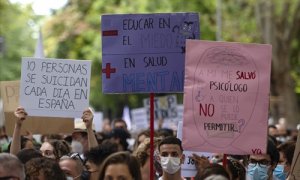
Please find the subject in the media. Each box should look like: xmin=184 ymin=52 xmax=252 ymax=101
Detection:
xmin=81 ymin=170 xmax=90 ymax=180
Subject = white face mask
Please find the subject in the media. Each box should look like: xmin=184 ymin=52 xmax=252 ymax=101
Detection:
xmin=160 ymin=156 xmax=181 ymax=174
xmin=71 ymin=140 xmax=83 ymax=154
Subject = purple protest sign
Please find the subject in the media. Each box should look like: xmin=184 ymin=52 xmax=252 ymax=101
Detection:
xmin=101 ymin=13 xmax=199 ymax=93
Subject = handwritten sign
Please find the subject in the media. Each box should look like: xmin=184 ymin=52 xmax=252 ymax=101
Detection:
xmin=182 ymin=40 xmax=272 ymax=154
xmin=20 ymin=57 xmax=91 ymax=118
xmin=131 ymin=107 xmax=149 ymax=132
xmin=143 ymin=95 xmax=178 ymax=120
xmin=101 ymin=13 xmax=199 ymax=93
xmin=177 ymin=121 xmax=212 ymax=177
xmin=289 ymin=130 xmax=300 ymax=179
xmin=0 ymin=81 xmax=73 ymax=135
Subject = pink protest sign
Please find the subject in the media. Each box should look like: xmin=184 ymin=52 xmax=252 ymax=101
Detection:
xmin=182 ymin=40 xmax=272 ymax=155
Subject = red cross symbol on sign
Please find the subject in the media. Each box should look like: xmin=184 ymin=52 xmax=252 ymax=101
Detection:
xmin=102 ymin=63 xmax=116 ymax=79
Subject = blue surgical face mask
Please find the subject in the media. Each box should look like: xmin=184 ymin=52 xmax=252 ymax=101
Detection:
xmin=273 ymin=164 xmax=287 ymax=180
xmin=247 ymin=163 xmax=269 ymax=180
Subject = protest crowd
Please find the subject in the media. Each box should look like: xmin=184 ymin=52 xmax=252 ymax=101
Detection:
xmin=0 ymin=105 xmax=298 ymax=180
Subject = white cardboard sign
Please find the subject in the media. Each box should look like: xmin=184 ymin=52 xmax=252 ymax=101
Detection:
xmin=20 ymin=57 xmax=91 ymax=118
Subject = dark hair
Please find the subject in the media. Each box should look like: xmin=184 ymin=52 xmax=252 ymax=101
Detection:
xmin=227 ymin=158 xmax=246 ymax=180
xmin=6 ymin=136 xmax=32 ymax=153
xmin=158 ymin=136 xmax=183 ymax=152
xmin=267 ymin=137 xmax=279 ymax=165
xmin=25 ymin=157 xmax=66 ymax=180
xmin=277 ymin=141 xmax=296 ymax=165
xmin=112 ymin=119 xmax=127 ymax=129
xmin=195 ymin=163 xmax=230 ymax=180
xmin=98 ymin=152 xmax=142 ymax=180
xmin=156 ymin=128 xmax=174 ymax=138
xmin=17 ymin=148 xmax=42 ymax=164
xmin=47 ymin=139 xmax=70 ymax=160
xmin=108 ymin=128 xmax=131 ymax=151
xmin=84 ymin=141 xmax=118 ymax=166
xmin=133 ymin=129 xmax=151 ymax=151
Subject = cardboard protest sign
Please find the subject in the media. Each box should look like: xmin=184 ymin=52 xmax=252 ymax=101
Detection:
xmin=20 ymin=57 xmax=91 ymax=118
xmin=101 ymin=13 xmax=199 ymax=93
xmin=143 ymin=95 xmax=178 ymax=120
xmin=183 ymin=40 xmax=272 ymax=155
xmin=289 ymin=130 xmax=300 ymax=179
xmin=131 ymin=107 xmax=149 ymax=132
xmin=0 ymin=81 xmax=73 ymax=135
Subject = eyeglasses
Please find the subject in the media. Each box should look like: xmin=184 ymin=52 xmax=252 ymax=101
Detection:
xmin=61 ymin=152 xmax=84 ymax=164
xmin=249 ymin=159 xmax=271 ymax=167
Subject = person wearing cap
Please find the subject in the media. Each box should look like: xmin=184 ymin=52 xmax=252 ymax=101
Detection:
xmin=72 ymin=108 xmax=98 ymax=154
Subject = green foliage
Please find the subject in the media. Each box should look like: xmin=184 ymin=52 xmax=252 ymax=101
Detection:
xmin=0 ymin=0 xmax=36 ymax=81
xmin=43 ymin=0 xmax=216 ymax=118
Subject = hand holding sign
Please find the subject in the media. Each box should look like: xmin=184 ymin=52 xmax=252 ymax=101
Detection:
xmin=14 ymin=106 xmax=27 ymax=126
xmin=82 ymin=108 xmax=94 ymax=130
xmin=190 ymin=153 xmax=210 ymax=175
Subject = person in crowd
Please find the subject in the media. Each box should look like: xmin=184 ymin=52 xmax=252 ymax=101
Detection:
xmin=41 ymin=134 xmax=63 ymax=143
xmin=25 ymin=157 xmax=66 ymax=180
xmin=156 ymin=128 xmax=174 ymax=138
xmin=17 ymin=148 xmax=43 ymax=164
xmin=0 ymin=127 xmax=9 ymax=152
xmin=11 ymin=107 xmax=97 ymax=158
xmin=133 ymin=129 xmax=151 ymax=151
xmin=98 ymin=151 xmax=142 ymax=180
xmin=194 ymin=163 xmax=230 ymax=180
xmin=72 ymin=108 xmax=98 ymax=155
xmin=227 ymin=157 xmax=246 ymax=180
xmin=246 ymin=138 xmax=279 ymax=180
xmin=59 ymin=152 xmax=85 ymax=180
xmin=9 ymin=107 xmax=34 ymax=155
xmin=101 ymin=118 xmax=112 ymax=135
xmin=158 ymin=136 xmax=185 ymax=180
xmin=39 ymin=139 xmax=70 ymax=160
xmin=84 ymin=141 xmax=118 ymax=180
xmin=111 ymin=118 xmax=128 ymax=130
xmin=107 ymin=128 xmax=131 ymax=151
xmin=134 ymin=137 xmax=162 ymax=180
xmin=268 ymin=125 xmax=278 ymax=137
xmin=274 ymin=141 xmax=296 ymax=180
xmin=0 ymin=153 xmax=25 ymax=180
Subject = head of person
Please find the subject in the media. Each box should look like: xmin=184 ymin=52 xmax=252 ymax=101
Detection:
xmin=274 ymin=141 xmax=296 ymax=179
xmin=0 ymin=153 xmax=25 ymax=180
xmin=111 ymin=119 xmax=127 ymax=130
xmin=17 ymin=148 xmax=43 ymax=164
xmin=158 ymin=136 xmax=185 ymax=175
xmin=25 ymin=157 xmax=66 ymax=180
xmin=268 ymin=125 xmax=278 ymax=137
xmin=247 ymin=138 xmax=279 ymax=180
xmin=102 ymin=118 xmax=112 ymax=134
xmin=84 ymin=141 xmax=118 ymax=180
xmin=133 ymin=129 xmax=151 ymax=151
xmin=59 ymin=153 xmax=84 ymax=180
xmin=226 ymin=157 xmax=246 ymax=180
xmin=134 ymin=137 xmax=161 ymax=180
xmin=40 ymin=139 xmax=70 ymax=160
xmin=195 ymin=163 xmax=230 ymax=180
xmin=108 ymin=128 xmax=131 ymax=151
xmin=72 ymin=121 xmax=90 ymax=153
xmin=98 ymin=151 xmax=142 ymax=180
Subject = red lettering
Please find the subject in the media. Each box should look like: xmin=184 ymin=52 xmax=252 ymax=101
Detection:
xmin=199 ymin=103 xmax=215 ymax=117
xmin=236 ymin=71 xmax=256 ymax=80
